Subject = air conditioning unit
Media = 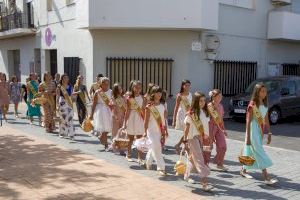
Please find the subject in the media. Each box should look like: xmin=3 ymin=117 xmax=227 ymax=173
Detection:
xmin=272 ymin=0 xmax=291 ymax=6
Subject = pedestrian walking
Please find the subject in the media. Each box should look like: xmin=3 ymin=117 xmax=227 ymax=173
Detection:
xmin=90 ymin=77 xmax=112 ymax=150
xmin=27 ymin=73 xmax=42 ymax=125
xmin=89 ymin=73 xmax=103 ymax=98
xmin=0 ymin=73 xmax=10 ymax=121
xmin=9 ymin=76 xmax=22 ymax=118
xmin=144 ymin=86 xmax=168 ymax=176
xmin=240 ymin=83 xmax=278 ymax=185
xmin=183 ymin=91 xmax=212 ymax=191
xmin=208 ymin=89 xmax=228 ymax=171
xmin=173 ymin=80 xmax=192 ymax=154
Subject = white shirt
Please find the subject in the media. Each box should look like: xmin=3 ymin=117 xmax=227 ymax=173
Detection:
xmin=184 ymin=109 xmax=210 ymax=140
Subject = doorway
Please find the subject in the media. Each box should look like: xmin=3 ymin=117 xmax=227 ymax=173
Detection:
xmin=49 ymin=49 xmax=57 ymax=78
xmin=8 ymin=50 xmax=21 ymax=81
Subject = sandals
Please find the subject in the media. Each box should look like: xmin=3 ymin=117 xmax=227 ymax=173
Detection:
xmin=202 ymin=183 xmax=213 ymax=192
xmin=265 ymin=178 xmax=278 ymax=185
xmin=158 ymin=170 xmax=167 ymax=176
xmin=240 ymin=171 xmax=253 ymax=179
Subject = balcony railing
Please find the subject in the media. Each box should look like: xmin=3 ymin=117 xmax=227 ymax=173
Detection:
xmin=0 ymin=12 xmax=34 ymax=32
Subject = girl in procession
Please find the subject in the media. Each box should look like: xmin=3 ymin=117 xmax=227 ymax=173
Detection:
xmin=56 ymin=74 xmax=75 ymax=139
xmin=124 ymin=80 xmax=145 ymax=164
xmin=0 ymin=73 xmax=10 ymax=121
xmin=90 ymin=77 xmax=112 ymax=150
xmin=73 ymin=75 xmax=90 ymax=125
xmin=27 ymin=73 xmax=42 ymax=125
xmin=173 ymin=79 xmax=192 ymax=154
xmin=111 ymin=83 xmax=126 ymax=139
xmin=39 ymin=72 xmax=56 ymax=133
xmin=144 ymin=86 xmax=168 ymax=176
xmin=240 ymin=83 xmax=278 ymax=185
xmin=208 ymin=89 xmax=228 ymax=171
xmin=9 ymin=76 xmax=22 ymax=118
xmin=183 ymin=91 xmax=212 ymax=191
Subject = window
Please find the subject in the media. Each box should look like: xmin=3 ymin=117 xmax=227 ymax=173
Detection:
xmin=296 ymin=80 xmax=300 ymax=91
xmin=282 ymin=81 xmax=296 ymax=95
xmin=66 ymin=0 xmax=75 ymax=6
xmin=47 ymin=0 xmax=53 ymax=11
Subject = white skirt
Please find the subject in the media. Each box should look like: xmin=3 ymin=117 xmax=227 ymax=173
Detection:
xmin=175 ymin=108 xmax=185 ymax=131
xmin=93 ymin=104 xmax=112 ymax=133
xmin=126 ymin=111 xmax=144 ymax=136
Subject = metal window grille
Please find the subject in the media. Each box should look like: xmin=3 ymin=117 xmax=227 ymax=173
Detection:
xmin=282 ymin=63 xmax=300 ymax=76
xmin=106 ymin=57 xmax=173 ymax=96
xmin=214 ymin=60 xmax=257 ymax=96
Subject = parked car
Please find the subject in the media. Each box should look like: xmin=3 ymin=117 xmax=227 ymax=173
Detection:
xmin=229 ymin=76 xmax=300 ymax=124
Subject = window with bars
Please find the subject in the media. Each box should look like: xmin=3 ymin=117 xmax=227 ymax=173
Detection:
xmin=106 ymin=57 xmax=173 ymax=96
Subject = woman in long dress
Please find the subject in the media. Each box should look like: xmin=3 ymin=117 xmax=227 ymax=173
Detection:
xmin=56 ymin=74 xmax=75 ymax=139
xmin=39 ymin=72 xmax=56 ymax=133
xmin=172 ymin=80 xmax=192 ymax=154
xmin=9 ymin=76 xmax=22 ymax=118
xmin=90 ymin=77 xmax=112 ymax=150
xmin=73 ymin=75 xmax=90 ymax=125
xmin=0 ymin=73 xmax=10 ymax=121
xmin=241 ymin=83 xmax=278 ymax=185
xmin=26 ymin=73 xmax=42 ymax=125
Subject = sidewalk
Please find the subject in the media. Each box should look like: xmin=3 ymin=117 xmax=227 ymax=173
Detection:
xmin=0 ymin=126 xmax=205 ymax=200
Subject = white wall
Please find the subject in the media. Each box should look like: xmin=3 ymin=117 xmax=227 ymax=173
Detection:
xmin=0 ymin=36 xmax=40 ymax=83
xmin=91 ymin=30 xmax=214 ymax=95
xmin=77 ymin=0 xmax=218 ymax=30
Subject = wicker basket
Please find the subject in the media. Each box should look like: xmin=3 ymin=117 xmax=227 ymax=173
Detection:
xmin=112 ymin=128 xmax=129 ymax=150
xmin=239 ymin=155 xmax=255 ymax=166
xmin=81 ymin=118 xmax=93 ymax=132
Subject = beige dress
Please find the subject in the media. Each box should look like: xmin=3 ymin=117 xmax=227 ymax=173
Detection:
xmin=111 ymin=96 xmax=126 ymax=138
xmin=126 ymin=95 xmax=144 ymax=136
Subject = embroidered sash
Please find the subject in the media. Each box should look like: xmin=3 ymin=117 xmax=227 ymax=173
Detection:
xmin=128 ymin=97 xmax=144 ymax=119
xmin=207 ymin=103 xmax=224 ymax=131
xmin=115 ymin=97 xmax=126 ymax=112
xmin=27 ymin=81 xmax=38 ymax=98
xmin=74 ymin=85 xmax=86 ymax=104
xmin=41 ymin=83 xmax=55 ymax=110
xmin=60 ymin=86 xmax=73 ymax=108
xmin=248 ymin=101 xmax=265 ymax=138
xmin=148 ymin=104 xmax=165 ymax=135
xmin=99 ymin=91 xmax=111 ymax=107
xmin=180 ymin=95 xmax=191 ymax=112
xmin=189 ymin=112 xmax=205 ymax=138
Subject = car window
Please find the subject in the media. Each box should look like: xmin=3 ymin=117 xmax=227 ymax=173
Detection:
xmin=245 ymin=80 xmax=280 ymax=94
xmin=282 ymin=80 xmax=296 ymax=95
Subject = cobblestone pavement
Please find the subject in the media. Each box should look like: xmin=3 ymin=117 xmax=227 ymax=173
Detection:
xmin=0 ymin=104 xmax=299 ymax=200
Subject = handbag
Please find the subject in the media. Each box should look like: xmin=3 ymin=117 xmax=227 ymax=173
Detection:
xmin=174 ymin=149 xmax=187 ymax=176
xmin=238 ymin=145 xmax=255 ymax=166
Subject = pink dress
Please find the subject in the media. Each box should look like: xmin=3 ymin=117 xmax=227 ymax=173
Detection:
xmin=111 ymin=97 xmax=126 ymax=138
xmin=0 ymin=82 xmax=9 ymax=106
xmin=209 ymin=103 xmax=227 ymax=166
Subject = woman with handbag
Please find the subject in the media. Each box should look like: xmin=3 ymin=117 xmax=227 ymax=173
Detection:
xmin=240 ymin=83 xmax=278 ymax=185
xmin=183 ymin=92 xmax=212 ymax=191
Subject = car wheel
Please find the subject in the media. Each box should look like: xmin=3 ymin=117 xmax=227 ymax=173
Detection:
xmin=269 ymin=107 xmax=280 ymax=125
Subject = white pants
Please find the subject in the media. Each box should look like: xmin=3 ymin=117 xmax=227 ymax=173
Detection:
xmin=146 ymin=130 xmax=165 ymax=171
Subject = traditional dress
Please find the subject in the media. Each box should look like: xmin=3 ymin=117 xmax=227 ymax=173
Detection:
xmin=126 ymin=95 xmax=144 ymax=135
xmin=145 ymin=104 xmax=166 ymax=171
xmin=27 ymin=80 xmax=41 ymax=117
xmin=175 ymin=93 xmax=192 ymax=130
xmin=0 ymin=81 xmax=9 ymax=107
xmin=111 ymin=96 xmax=126 ymax=138
xmin=40 ymin=82 xmax=56 ymax=132
xmin=208 ymin=103 xmax=226 ymax=166
xmin=74 ymin=84 xmax=88 ymax=125
xmin=93 ymin=89 xmax=112 ymax=133
xmin=9 ymin=82 xmax=22 ymax=104
xmin=58 ymin=85 xmax=75 ymax=138
xmin=184 ymin=112 xmax=210 ymax=179
xmin=243 ymin=103 xmax=273 ymax=170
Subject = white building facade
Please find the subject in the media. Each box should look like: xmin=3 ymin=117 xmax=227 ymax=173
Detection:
xmin=1 ymin=0 xmax=300 ymax=96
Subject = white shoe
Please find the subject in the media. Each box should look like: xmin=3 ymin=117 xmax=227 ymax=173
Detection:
xmin=184 ymin=178 xmax=196 ymax=184
xmin=202 ymin=184 xmax=213 ymax=192
xmin=240 ymin=171 xmax=253 ymax=179
xmin=216 ymin=165 xmax=229 ymax=172
xmin=126 ymin=156 xmax=134 ymax=162
xmin=265 ymin=178 xmax=278 ymax=185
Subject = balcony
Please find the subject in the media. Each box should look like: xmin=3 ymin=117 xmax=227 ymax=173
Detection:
xmin=0 ymin=12 xmax=36 ymax=40
xmin=267 ymin=11 xmax=300 ymax=41
xmin=76 ymin=0 xmax=219 ymax=30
